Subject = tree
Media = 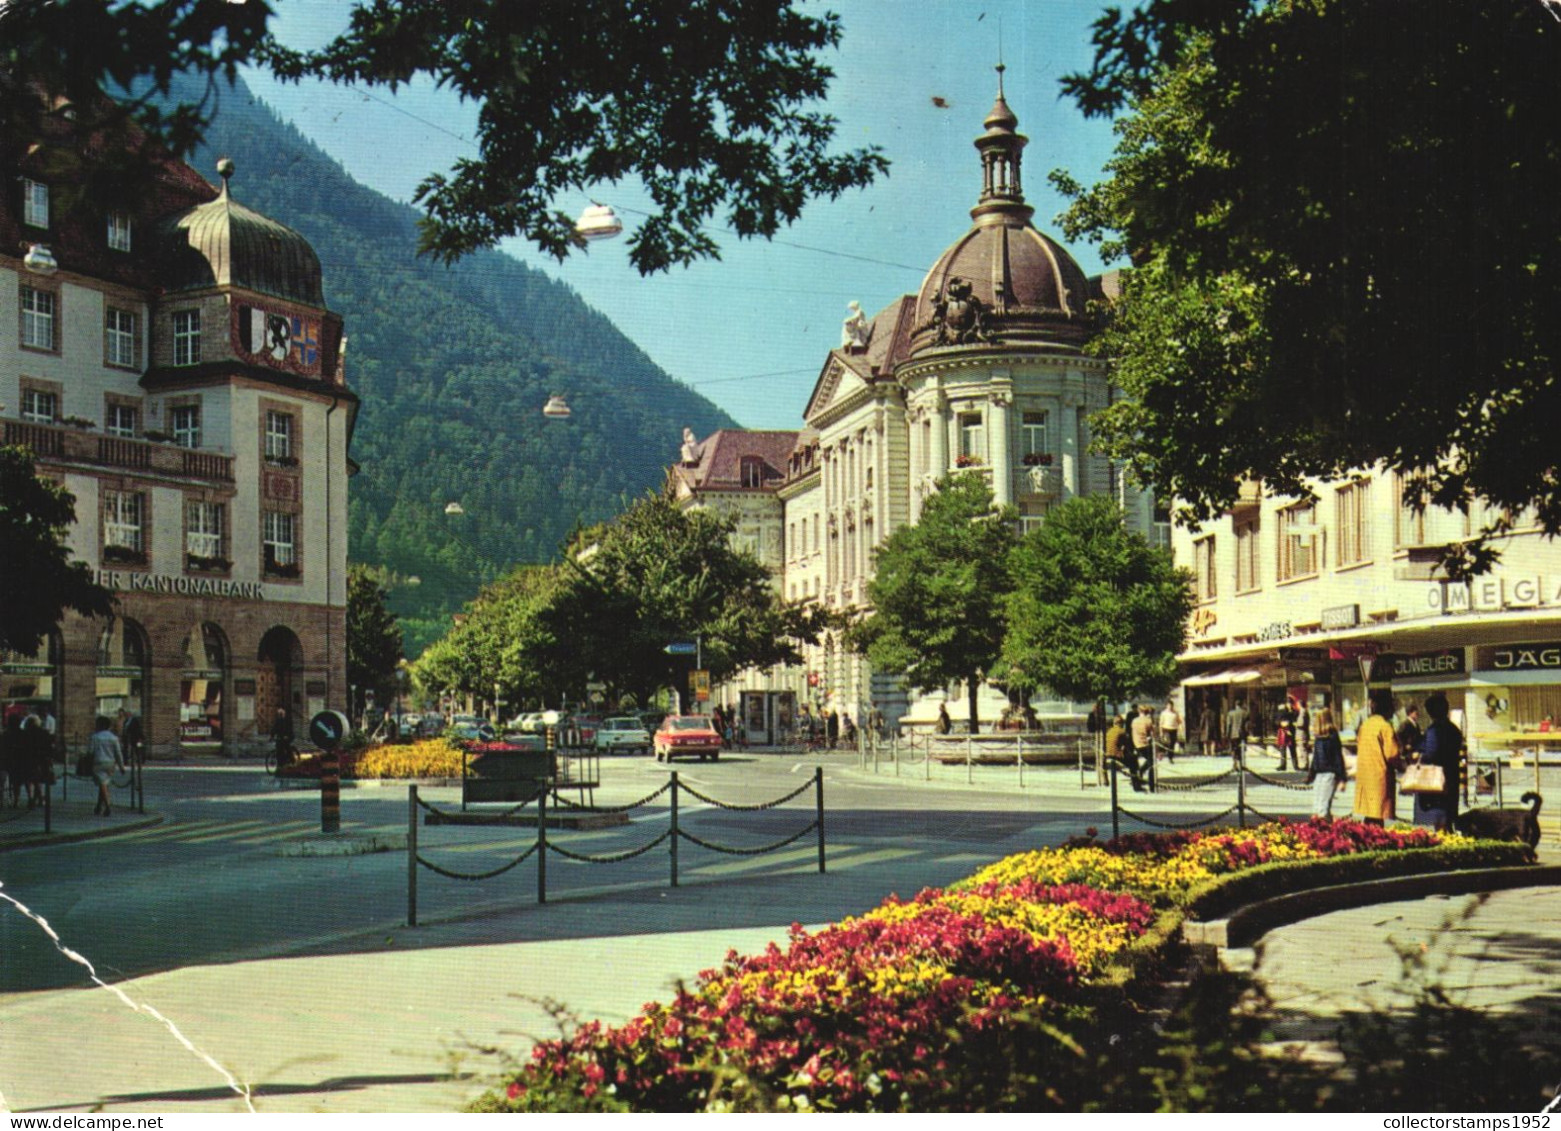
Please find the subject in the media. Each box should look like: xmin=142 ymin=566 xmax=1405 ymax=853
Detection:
xmin=0 ymin=0 xmax=888 ymax=274
xmin=0 ymin=445 xmax=115 ymax=655
xmin=1054 ymin=0 xmax=1561 ymax=577
xmin=851 ymin=475 xmax=1016 ymax=734
xmin=346 ymin=565 xmax=405 ymax=707
xmin=1001 ymin=496 xmax=1193 ymax=708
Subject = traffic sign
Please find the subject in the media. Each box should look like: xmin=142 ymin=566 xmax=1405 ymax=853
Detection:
xmin=663 ymin=641 xmax=698 ymax=656
xmin=309 ymin=709 xmax=351 ymax=751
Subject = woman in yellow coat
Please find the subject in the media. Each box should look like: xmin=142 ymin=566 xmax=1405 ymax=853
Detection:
xmin=1353 ymin=688 xmax=1400 ymax=825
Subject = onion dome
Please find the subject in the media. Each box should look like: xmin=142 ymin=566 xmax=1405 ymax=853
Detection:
xmin=156 ymin=159 xmax=324 ymax=306
xmin=910 ymin=65 xmax=1092 ymax=355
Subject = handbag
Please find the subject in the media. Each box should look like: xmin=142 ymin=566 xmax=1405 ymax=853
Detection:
xmin=1399 ymin=762 xmax=1447 ymax=794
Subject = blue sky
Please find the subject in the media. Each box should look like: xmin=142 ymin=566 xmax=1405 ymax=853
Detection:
xmin=242 ymin=1 xmax=1124 ymax=430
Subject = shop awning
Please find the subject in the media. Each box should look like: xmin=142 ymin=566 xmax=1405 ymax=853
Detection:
xmin=1181 ymin=663 xmax=1283 ymax=687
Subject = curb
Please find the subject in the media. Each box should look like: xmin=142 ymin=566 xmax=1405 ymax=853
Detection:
xmin=1186 ymin=862 xmax=1561 ymax=950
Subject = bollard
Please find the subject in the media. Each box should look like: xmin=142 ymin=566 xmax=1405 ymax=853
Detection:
xmin=1237 ymin=746 xmax=1248 ymax=828
xmin=670 ymin=770 xmax=680 ymax=888
xmin=44 ymin=777 xmax=51 ymax=834
xmin=1016 ymin=732 xmax=1024 ymax=790
xmin=537 ymin=787 xmax=548 ymax=904
xmin=320 ymin=747 xmax=341 ymax=834
xmin=815 ymin=766 xmax=826 ymax=873
xmin=461 ymin=746 xmax=469 ymax=812
xmin=1109 ymin=762 xmax=1120 ymax=841
xmin=407 ymin=786 xmax=418 ymax=927
xmin=967 ymin=732 xmax=974 ymax=785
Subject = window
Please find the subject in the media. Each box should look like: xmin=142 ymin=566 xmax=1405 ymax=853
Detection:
xmin=1021 ymin=411 xmax=1048 ymax=457
xmin=263 ymin=511 xmax=297 ymax=571
xmin=740 ymin=456 xmax=763 ymax=488
xmin=171 ymin=404 xmax=201 ymax=449
xmin=1394 ymin=472 xmax=1427 ymax=549
xmin=186 ymin=501 xmax=226 ymax=564
xmin=172 ymin=310 xmax=201 ymax=366
xmin=1336 ymin=479 xmax=1371 ymax=566
xmin=20 ymin=388 xmax=57 ymax=425
xmin=103 ymin=490 xmax=145 ymax=554
xmin=1277 ymin=503 xmax=1319 ymax=582
xmin=107 ymin=212 xmax=132 ymax=252
xmin=1194 ymin=536 xmax=1218 ymax=602
xmin=22 ymin=179 xmax=48 ymax=228
xmin=105 ymin=307 xmax=137 ymax=368
xmin=265 ymin=411 xmax=294 ymax=460
xmin=105 ymin=403 xmax=138 ymax=439
xmin=1152 ymin=501 xmax=1173 ymax=554
xmin=1235 ymin=518 xmax=1261 ymax=592
xmin=21 ymin=286 xmax=55 ymax=350
xmin=958 ymin=412 xmax=984 ymax=461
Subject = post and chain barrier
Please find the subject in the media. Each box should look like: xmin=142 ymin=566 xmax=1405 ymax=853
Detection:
xmin=859 ymin=730 xmax=1094 ymax=788
xmin=1108 ymin=746 xmax=1312 ymax=837
xmin=405 ymin=769 xmax=826 ymax=926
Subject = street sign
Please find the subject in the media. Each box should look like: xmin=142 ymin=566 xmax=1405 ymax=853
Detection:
xmin=663 ymin=641 xmax=698 ymax=656
xmin=309 ymin=709 xmax=351 ymax=751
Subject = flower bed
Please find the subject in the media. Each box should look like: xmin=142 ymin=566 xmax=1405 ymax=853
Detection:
xmin=471 ymin=820 xmax=1529 ymax=1113
xmin=352 ymin=737 xmax=464 ymax=779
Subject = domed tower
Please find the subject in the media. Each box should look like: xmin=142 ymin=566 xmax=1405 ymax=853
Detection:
xmin=897 ymin=68 xmax=1124 ymax=526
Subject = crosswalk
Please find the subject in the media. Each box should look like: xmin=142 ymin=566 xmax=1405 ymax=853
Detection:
xmin=104 ymin=817 xmax=327 ymax=848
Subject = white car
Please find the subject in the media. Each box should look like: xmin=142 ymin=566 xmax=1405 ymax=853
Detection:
xmin=595 ymin=715 xmax=651 ymax=755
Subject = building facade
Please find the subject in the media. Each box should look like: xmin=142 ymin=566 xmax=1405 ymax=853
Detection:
xmin=1173 ymin=471 xmax=1561 ymax=760
xmin=670 ymin=75 xmax=1155 ymax=739
xmin=2 ymin=102 xmax=354 ymax=757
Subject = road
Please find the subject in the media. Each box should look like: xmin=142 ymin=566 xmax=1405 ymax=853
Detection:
xmin=0 ymin=748 xmax=1312 ymax=1113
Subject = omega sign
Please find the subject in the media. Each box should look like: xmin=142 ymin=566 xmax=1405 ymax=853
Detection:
xmin=96 ymin=570 xmax=266 ymax=600
xmin=1426 ymin=575 xmax=1561 ymax=612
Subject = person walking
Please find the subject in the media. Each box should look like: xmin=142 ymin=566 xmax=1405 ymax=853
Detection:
xmin=1224 ymin=699 xmax=1248 ymax=765
xmin=1305 ymin=708 xmax=1346 ymax=819
xmin=1105 ymin=714 xmax=1145 ymax=792
xmin=1353 ymin=689 xmax=1400 ymax=826
xmin=1158 ymin=698 xmax=1182 ymax=763
xmin=1275 ymin=695 xmax=1299 ymax=771
xmin=825 ymin=709 xmax=840 ymax=749
xmin=272 ymin=707 xmax=294 ymax=770
xmin=88 ymin=715 xmax=125 ymax=817
xmin=117 ymin=708 xmax=145 ymax=768
xmin=1412 ymin=693 xmax=1462 ymax=831
xmin=936 ymin=703 xmax=952 ymax=736
xmin=1129 ymin=704 xmax=1156 ymax=777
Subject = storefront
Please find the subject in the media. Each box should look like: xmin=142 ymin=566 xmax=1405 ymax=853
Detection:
xmin=1 ymin=634 xmax=61 ymax=732
xmin=95 ymin=618 xmax=149 ymax=727
xmin=180 ymin=622 xmax=228 ymax=754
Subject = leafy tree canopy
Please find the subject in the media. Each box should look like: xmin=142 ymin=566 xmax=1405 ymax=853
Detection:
xmin=851 ymin=474 xmax=1016 ymax=733
xmin=0 ymin=0 xmax=887 ymax=274
xmin=0 ymin=445 xmax=115 ymax=655
xmin=346 ymin=565 xmax=405 ymax=705
xmin=1055 ymin=0 xmax=1561 ymax=577
xmin=1001 ymin=495 xmax=1193 ymax=706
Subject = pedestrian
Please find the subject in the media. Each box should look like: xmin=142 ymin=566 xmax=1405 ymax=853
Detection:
xmin=117 ymin=708 xmax=144 ymax=768
xmin=1224 ymin=699 xmax=1248 ymax=764
xmin=1158 ymin=698 xmax=1182 ymax=762
xmin=1 ymin=713 xmax=23 ymax=807
xmin=1294 ymin=696 xmax=1312 ymax=765
xmin=1130 ymin=704 xmax=1155 ymax=775
xmin=936 ymin=703 xmax=952 ymax=736
xmin=868 ymin=702 xmax=885 ymax=739
xmin=88 ymin=715 xmax=125 ymax=817
xmin=711 ymin=704 xmax=726 ymax=749
xmin=1395 ymin=703 xmax=1424 ymax=760
xmin=1105 ymin=714 xmax=1145 ymax=792
xmin=1412 ymin=693 xmax=1462 ymax=831
xmin=22 ymin=710 xmax=52 ymax=808
xmin=1305 ymin=708 xmax=1346 ymax=819
xmin=1275 ymin=695 xmax=1299 ymax=771
xmin=1352 ymin=689 xmax=1400 ymax=826
xmin=273 ymin=707 xmax=294 ymax=770
xmin=842 ymin=712 xmax=857 ymax=745
xmin=826 ymin=709 xmax=840 ymax=749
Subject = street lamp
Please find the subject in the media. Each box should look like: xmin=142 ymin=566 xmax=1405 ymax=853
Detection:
xmin=22 ymin=243 xmax=58 ymax=276
xmin=574 ymin=202 xmax=623 ymax=241
xmin=542 ymin=394 xmax=572 ymax=419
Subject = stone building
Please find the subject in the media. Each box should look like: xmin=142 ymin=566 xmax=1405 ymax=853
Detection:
xmin=671 ymin=72 xmax=1156 ymax=740
xmin=1 ymin=101 xmax=354 ymax=757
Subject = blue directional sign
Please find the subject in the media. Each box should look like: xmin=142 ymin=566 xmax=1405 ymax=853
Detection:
xmin=663 ymin=641 xmax=698 ymax=656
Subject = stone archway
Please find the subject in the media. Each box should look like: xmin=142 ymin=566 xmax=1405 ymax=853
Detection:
xmin=96 ymin=617 xmax=149 ymax=727
xmin=256 ymin=626 xmax=305 ymax=740
xmin=181 ymin=622 xmax=230 ymax=755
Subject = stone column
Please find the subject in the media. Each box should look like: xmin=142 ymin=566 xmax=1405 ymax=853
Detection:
xmin=1060 ymin=397 xmax=1081 ymax=499
xmin=930 ymin=394 xmax=949 ymax=478
xmin=989 ymin=390 xmax=1013 ymax=507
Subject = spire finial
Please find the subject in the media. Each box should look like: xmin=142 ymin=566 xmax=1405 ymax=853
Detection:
xmin=215 ymin=157 xmax=235 ymax=198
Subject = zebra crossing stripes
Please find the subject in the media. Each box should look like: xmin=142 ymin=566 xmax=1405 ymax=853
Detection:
xmin=107 ymin=818 xmax=321 ymax=847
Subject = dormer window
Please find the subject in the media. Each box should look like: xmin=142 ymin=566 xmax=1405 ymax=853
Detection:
xmin=740 ymin=457 xmax=764 ymax=488
xmin=22 ymin=179 xmax=49 ymax=228
xmin=107 ymin=212 xmax=132 ymax=252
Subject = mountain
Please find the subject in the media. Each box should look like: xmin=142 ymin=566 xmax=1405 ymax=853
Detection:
xmin=160 ymin=74 xmax=737 ymax=655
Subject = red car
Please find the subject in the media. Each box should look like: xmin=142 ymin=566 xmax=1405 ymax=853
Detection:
xmin=654 ymin=715 xmax=722 ymax=762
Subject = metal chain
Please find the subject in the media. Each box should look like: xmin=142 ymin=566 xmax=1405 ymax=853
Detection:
xmin=676 ymin=821 xmax=820 ymax=856
xmin=679 ymin=777 xmax=815 ymax=811
xmin=1243 ymin=767 xmax=1311 ymax=792
xmin=413 ymin=791 xmax=536 ymax=820
xmin=415 ymin=842 xmax=538 ymax=881
xmin=1152 ymin=769 xmax=1238 ymax=793
xmin=546 ymin=829 xmax=672 ymax=864
xmin=548 ymin=781 xmax=673 ymax=813
xmin=1242 ymin=803 xmax=1292 ymax=824
xmin=1115 ymin=803 xmax=1241 ymax=831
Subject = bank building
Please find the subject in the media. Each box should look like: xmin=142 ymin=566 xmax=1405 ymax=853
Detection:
xmin=2 ymin=97 xmax=353 ymax=757
xmin=668 ymin=72 xmax=1160 ymax=741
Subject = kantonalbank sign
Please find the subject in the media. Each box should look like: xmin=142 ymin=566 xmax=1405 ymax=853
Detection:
xmin=95 ymin=570 xmax=266 ymax=600
xmin=1425 ymin=574 xmax=1561 ymax=612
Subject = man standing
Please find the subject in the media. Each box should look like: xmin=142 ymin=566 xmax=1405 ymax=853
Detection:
xmin=1224 ymin=699 xmax=1249 ymax=766
xmin=1130 ymin=704 xmax=1156 ymax=779
xmin=273 ymin=707 xmax=294 ymax=770
xmin=1158 ymin=698 xmax=1182 ymax=763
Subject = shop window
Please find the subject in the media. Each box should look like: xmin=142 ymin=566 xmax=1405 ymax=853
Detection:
xmin=172 ymin=309 xmax=201 ymax=366
xmin=21 ymin=285 xmax=56 ymax=351
xmin=1336 ymin=478 xmax=1371 ymax=566
xmin=22 ymin=179 xmax=49 ymax=228
xmin=105 ymin=307 xmax=138 ymax=368
xmin=1277 ymin=503 xmax=1319 ymax=582
xmin=171 ymin=404 xmax=201 ymax=449
xmin=180 ymin=623 xmax=227 ymax=752
xmin=96 ymin=618 xmax=148 ymax=724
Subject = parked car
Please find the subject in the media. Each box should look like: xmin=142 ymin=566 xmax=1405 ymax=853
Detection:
xmin=654 ymin=715 xmax=722 ymax=762
xmin=595 ymin=716 xmax=651 ymax=755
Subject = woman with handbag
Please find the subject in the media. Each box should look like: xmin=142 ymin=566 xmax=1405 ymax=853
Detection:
xmin=1353 ymin=688 xmax=1400 ymax=826
xmin=88 ymin=715 xmax=125 ymax=817
xmin=1410 ymin=692 xmax=1461 ymax=830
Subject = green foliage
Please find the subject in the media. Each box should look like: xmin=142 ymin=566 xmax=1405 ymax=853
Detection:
xmin=6 ymin=0 xmax=885 ymax=274
xmin=852 ymin=475 xmax=1016 ymax=733
xmin=1057 ymin=0 xmax=1561 ymax=574
xmin=346 ymin=565 xmax=405 ymax=704
xmin=1001 ymin=496 xmax=1192 ymax=704
xmin=0 ymin=445 xmax=115 ymax=655
xmin=160 ymin=72 xmax=735 ymax=657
